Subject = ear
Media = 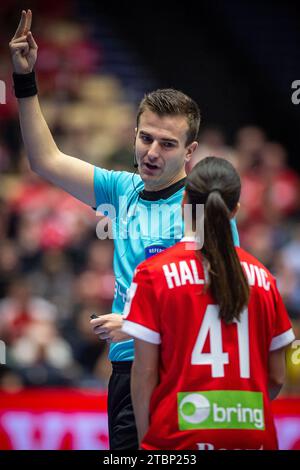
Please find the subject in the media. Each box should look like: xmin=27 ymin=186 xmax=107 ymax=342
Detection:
xmin=230 ymin=202 xmax=240 ymax=219
xmin=185 ymin=141 xmax=198 ymax=163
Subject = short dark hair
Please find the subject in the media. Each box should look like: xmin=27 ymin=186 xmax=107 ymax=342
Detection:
xmin=137 ymin=88 xmax=201 ymax=146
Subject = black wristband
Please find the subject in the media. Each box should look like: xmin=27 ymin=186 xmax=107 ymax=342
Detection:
xmin=13 ymin=71 xmax=38 ymax=98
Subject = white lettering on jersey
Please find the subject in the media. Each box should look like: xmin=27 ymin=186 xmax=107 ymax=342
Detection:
xmin=190 ymin=260 xmax=205 ymax=285
xmin=254 ymin=266 xmax=262 ymax=287
xmin=241 ymin=262 xmax=255 ymax=285
xmin=162 ymin=261 xmax=204 ymax=289
xmin=179 ymin=261 xmax=195 ymax=285
xmin=163 ymin=263 xmax=181 ymax=289
xmin=241 ymin=262 xmax=270 ymax=291
xmin=260 ymin=269 xmax=270 ymax=291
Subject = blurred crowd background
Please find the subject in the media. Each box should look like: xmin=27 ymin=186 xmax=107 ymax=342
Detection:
xmin=0 ymin=0 xmax=299 ymax=395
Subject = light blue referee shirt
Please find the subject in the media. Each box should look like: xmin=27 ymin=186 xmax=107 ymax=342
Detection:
xmin=94 ymin=167 xmax=239 ymax=362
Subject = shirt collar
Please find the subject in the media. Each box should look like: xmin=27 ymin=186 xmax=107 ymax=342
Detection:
xmin=139 ymin=177 xmax=186 ymax=201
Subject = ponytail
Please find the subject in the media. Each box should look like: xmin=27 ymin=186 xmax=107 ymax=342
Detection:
xmin=186 ymin=157 xmax=249 ymax=323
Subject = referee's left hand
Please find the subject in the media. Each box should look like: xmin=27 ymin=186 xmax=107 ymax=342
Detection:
xmin=90 ymin=313 xmax=132 ymax=343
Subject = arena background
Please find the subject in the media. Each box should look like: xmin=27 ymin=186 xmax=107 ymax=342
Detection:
xmin=0 ymin=0 xmax=299 ymax=450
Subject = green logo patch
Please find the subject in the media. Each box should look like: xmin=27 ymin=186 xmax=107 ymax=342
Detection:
xmin=178 ymin=390 xmax=265 ymax=431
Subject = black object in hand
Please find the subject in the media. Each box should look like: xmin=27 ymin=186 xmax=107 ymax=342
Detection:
xmin=90 ymin=314 xmax=99 ymax=319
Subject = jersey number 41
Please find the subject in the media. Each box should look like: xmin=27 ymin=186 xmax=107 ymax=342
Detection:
xmin=191 ymin=305 xmax=250 ymax=378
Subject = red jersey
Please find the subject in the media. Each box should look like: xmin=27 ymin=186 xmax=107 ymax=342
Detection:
xmin=123 ymin=237 xmax=295 ymax=450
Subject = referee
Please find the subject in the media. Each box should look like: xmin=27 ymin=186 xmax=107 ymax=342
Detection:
xmin=9 ymin=10 xmax=240 ymax=450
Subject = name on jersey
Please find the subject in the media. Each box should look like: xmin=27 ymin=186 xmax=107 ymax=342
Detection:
xmin=241 ymin=262 xmax=270 ymax=291
xmin=162 ymin=260 xmax=205 ymax=289
xmin=162 ymin=260 xmax=270 ymax=291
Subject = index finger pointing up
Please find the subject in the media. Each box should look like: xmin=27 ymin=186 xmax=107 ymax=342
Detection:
xmin=13 ymin=10 xmax=32 ymax=40
xmin=13 ymin=10 xmax=27 ymax=39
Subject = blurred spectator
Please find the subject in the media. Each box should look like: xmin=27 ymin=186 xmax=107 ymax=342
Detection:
xmin=74 ymin=239 xmax=115 ymax=309
xmin=235 ymin=126 xmax=267 ymax=227
xmin=235 ymin=125 xmax=266 ymax=174
xmin=0 ymin=278 xmax=58 ymax=345
xmin=281 ymin=225 xmax=300 ymax=277
xmin=199 ymin=126 xmax=226 ymax=149
xmin=27 ymin=248 xmax=75 ymax=320
xmin=0 ymin=240 xmax=20 ymax=298
xmin=261 ymin=142 xmax=300 ymax=223
xmin=104 ymin=119 xmax=135 ymax=171
xmin=10 ymin=319 xmax=80 ymax=386
xmin=238 ymin=140 xmax=300 ymax=230
xmin=238 ymin=174 xmax=266 ymax=227
xmin=62 ymin=305 xmax=111 ymax=387
xmin=0 ymin=138 xmax=11 ymax=172
xmin=0 ymin=199 xmax=10 ymax=241
xmin=273 ymin=252 xmax=300 ymax=320
xmin=240 ymin=222 xmax=275 ymax=268
xmin=0 ymin=366 xmax=24 ymax=392
xmin=271 ymin=225 xmax=300 ymax=321
xmin=186 ymin=126 xmax=237 ymax=173
xmin=36 ymin=19 xmax=101 ymax=98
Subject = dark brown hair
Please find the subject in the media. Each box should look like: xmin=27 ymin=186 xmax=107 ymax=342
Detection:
xmin=186 ymin=156 xmax=249 ymax=323
xmin=137 ymin=88 xmax=201 ymax=146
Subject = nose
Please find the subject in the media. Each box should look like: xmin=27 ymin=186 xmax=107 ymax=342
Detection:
xmin=147 ymin=141 xmax=160 ymax=160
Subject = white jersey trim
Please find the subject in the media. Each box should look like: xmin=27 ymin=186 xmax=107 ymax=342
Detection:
xmin=270 ymin=328 xmax=295 ymax=351
xmin=122 ymin=320 xmax=161 ymax=344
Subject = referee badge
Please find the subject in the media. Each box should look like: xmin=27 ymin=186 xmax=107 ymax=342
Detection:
xmin=145 ymin=245 xmax=167 ymax=259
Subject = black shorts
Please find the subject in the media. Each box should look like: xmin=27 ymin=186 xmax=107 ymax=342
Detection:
xmin=107 ymin=361 xmax=138 ymax=450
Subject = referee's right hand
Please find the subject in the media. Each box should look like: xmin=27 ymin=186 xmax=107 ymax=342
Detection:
xmin=9 ymin=10 xmax=38 ymax=74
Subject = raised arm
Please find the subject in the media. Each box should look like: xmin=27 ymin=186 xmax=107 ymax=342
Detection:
xmin=9 ymin=10 xmax=95 ymax=207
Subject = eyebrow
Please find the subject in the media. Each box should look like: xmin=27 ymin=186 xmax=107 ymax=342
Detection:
xmin=139 ymin=130 xmax=178 ymax=144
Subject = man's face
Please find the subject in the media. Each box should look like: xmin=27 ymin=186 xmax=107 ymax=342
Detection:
xmin=135 ymin=109 xmax=197 ymax=191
